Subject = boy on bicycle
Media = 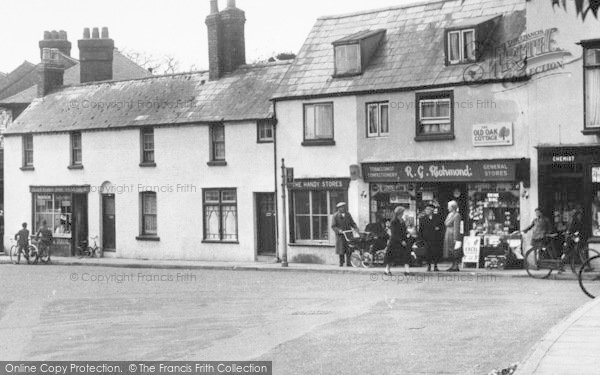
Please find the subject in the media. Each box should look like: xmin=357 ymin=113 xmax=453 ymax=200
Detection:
xmin=14 ymin=222 xmax=30 ymax=259
xmin=36 ymin=220 xmax=53 ymax=261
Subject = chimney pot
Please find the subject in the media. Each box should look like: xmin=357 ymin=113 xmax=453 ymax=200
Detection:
xmin=227 ymin=0 xmax=236 ymax=8
xmin=43 ymin=31 xmax=51 ymax=40
xmin=78 ymin=28 xmax=115 ymax=83
xmin=51 ymin=30 xmax=59 ymax=39
xmin=83 ymin=28 xmax=91 ymax=39
xmin=92 ymin=27 xmax=100 ymax=39
xmin=210 ymin=0 xmax=219 ymax=14
xmin=101 ymin=27 xmax=109 ymax=38
xmin=59 ymin=30 xmax=67 ymax=40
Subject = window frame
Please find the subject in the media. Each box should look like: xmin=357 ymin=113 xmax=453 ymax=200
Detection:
xmin=415 ymin=91 xmax=455 ymax=142
xmin=208 ymin=123 xmax=227 ymax=166
xmin=290 ymin=189 xmax=348 ymax=245
xmin=202 ymin=188 xmax=239 ymax=243
xmin=446 ymin=28 xmax=477 ymax=65
xmin=140 ymin=127 xmax=156 ymax=167
xmin=366 ymin=101 xmax=390 ymax=138
xmin=138 ymin=191 xmax=159 ymax=240
xmin=21 ymin=134 xmax=34 ymax=170
xmin=582 ymin=41 xmax=600 ymax=134
xmin=333 ymin=43 xmax=362 ymax=77
xmin=69 ymin=131 xmax=82 ymax=168
xmin=257 ymin=120 xmax=274 ymax=143
xmin=302 ymin=102 xmax=335 ymax=146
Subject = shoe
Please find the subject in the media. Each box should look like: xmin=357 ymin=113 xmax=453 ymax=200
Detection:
xmin=346 ymin=263 xmax=352 ymax=267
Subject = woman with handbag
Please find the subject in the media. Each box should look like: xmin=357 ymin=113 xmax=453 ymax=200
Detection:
xmin=384 ymin=206 xmax=410 ymax=276
xmin=444 ymin=200 xmax=463 ymax=272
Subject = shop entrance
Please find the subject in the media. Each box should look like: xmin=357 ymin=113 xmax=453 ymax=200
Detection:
xmin=71 ymin=194 xmax=88 ymax=256
xmin=539 ymin=162 xmax=585 ymax=233
xmin=256 ymin=193 xmax=276 ymax=255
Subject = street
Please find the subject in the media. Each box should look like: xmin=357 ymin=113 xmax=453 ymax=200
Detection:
xmin=0 ymin=265 xmax=590 ymax=374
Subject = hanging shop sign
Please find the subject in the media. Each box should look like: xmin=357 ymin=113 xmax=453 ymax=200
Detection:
xmin=288 ymin=178 xmax=350 ymax=191
xmin=472 ymin=123 xmax=513 ymax=147
xmin=362 ymin=160 xmax=517 ymax=183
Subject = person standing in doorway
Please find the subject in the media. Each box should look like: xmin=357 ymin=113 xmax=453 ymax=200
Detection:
xmin=331 ymin=202 xmax=358 ymax=267
xmin=444 ymin=200 xmax=463 ymax=272
xmin=384 ymin=206 xmax=410 ymax=276
xmin=419 ymin=204 xmax=444 ymax=272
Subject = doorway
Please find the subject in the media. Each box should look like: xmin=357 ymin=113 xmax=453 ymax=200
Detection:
xmin=71 ymin=194 xmax=88 ymax=256
xmin=256 ymin=193 xmax=276 ymax=255
xmin=102 ymin=194 xmax=116 ymax=251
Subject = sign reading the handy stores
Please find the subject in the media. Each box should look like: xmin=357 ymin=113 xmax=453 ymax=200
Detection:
xmin=472 ymin=123 xmax=513 ymax=147
xmin=362 ymin=160 xmax=517 ymax=183
xmin=288 ymin=178 xmax=350 ymax=190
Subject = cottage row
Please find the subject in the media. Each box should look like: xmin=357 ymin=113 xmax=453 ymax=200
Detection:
xmin=2 ymin=0 xmax=600 ymax=264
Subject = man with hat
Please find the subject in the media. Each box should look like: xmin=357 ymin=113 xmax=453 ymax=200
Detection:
xmin=332 ymin=202 xmax=359 ymax=267
xmin=418 ymin=203 xmax=444 ymax=272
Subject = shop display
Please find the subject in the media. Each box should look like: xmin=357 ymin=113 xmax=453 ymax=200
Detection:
xmin=467 ymin=183 xmax=520 ymax=237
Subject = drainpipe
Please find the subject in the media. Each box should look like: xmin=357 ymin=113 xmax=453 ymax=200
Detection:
xmin=272 ymin=102 xmax=280 ymax=263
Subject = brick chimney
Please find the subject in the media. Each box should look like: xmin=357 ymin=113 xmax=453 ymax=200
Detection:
xmin=78 ymin=27 xmax=114 ymax=83
xmin=37 ymin=48 xmax=64 ymax=97
xmin=205 ymin=0 xmax=246 ymax=80
xmin=39 ymin=30 xmax=71 ymax=58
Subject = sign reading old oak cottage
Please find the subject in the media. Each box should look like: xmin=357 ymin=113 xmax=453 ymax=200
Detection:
xmin=472 ymin=123 xmax=513 ymax=147
xmin=362 ymin=160 xmax=517 ymax=183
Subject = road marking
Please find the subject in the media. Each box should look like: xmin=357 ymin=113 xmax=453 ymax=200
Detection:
xmin=0 ymin=299 xmax=44 ymax=359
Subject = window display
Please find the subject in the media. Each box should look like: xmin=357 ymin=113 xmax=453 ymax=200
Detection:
xmin=34 ymin=193 xmax=72 ymax=238
xmin=592 ymin=167 xmax=600 ymax=237
xmin=467 ymin=183 xmax=520 ymax=237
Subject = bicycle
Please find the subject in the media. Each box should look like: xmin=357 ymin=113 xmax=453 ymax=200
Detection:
xmin=30 ymin=237 xmax=50 ymax=264
xmin=77 ymin=235 xmax=102 ymax=258
xmin=8 ymin=238 xmax=37 ymax=265
xmin=562 ymin=232 xmax=599 ymax=274
xmin=524 ymin=233 xmax=563 ymax=279
xmin=579 ymin=254 xmax=600 ymax=299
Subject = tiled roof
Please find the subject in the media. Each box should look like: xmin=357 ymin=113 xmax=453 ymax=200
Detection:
xmin=0 ymin=61 xmax=37 ymax=101
xmin=273 ymin=0 xmax=525 ymax=100
xmin=5 ymin=61 xmax=292 ymax=135
xmin=0 ymin=49 xmax=151 ymax=105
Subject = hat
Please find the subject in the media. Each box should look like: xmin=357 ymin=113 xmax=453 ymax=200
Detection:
xmin=336 ymin=202 xmax=347 ymax=208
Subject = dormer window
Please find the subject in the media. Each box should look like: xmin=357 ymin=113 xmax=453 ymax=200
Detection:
xmin=447 ymin=29 xmax=476 ymax=64
xmin=332 ymin=29 xmax=386 ymax=78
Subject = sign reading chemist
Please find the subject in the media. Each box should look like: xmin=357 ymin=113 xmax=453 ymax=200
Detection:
xmin=472 ymin=123 xmax=513 ymax=147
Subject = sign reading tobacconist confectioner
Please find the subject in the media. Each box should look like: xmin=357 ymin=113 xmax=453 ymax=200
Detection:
xmin=472 ymin=123 xmax=513 ymax=147
xmin=362 ymin=160 xmax=517 ymax=183
xmin=289 ymin=178 xmax=350 ymax=190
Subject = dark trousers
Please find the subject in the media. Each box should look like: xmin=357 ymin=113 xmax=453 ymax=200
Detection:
xmin=339 ymin=248 xmax=351 ymax=265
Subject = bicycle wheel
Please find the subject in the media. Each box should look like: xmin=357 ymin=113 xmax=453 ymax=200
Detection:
xmin=525 ymin=247 xmax=553 ymax=279
xmin=579 ymin=255 xmax=600 ymax=299
xmin=350 ymin=251 xmax=363 ymax=268
xmin=570 ymin=248 xmax=600 ymax=274
xmin=27 ymin=245 xmax=38 ymax=265
xmin=9 ymin=245 xmax=20 ymax=264
xmin=362 ymin=252 xmax=374 ymax=268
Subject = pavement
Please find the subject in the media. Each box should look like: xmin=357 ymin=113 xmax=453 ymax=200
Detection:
xmin=515 ymin=297 xmax=600 ymax=375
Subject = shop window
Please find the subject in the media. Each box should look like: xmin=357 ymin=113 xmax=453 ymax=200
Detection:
xmin=33 ymin=193 xmax=72 ymax=238
xmin=257 ymin=120 xmax=274 ymax=143
xmin=140 ymin=127 xmax=155 ymax=166
xmin=415 ymin=91 xmax=454 ymax=141
xmin=292 ymin=190 xmax=347 ymax=244
xmin=203 ymin=189 xmax=238 ymax=242
xmin=467 ymin=183 xmax=520 ymax=238
xmin=584 ymin=45 xmax=600 ymax=131
xmin=22 ymin=134 xmax=33 ymax=169
xmin=592 ymin=166 xmax=600 ymax=237
xmin=303 ymin=103 xmax=334 ymax=146
xmin=208 ymin=124 xmax=226 ymax=166
xmin=447 ymin=29 xmax=476 ymax=65
xmin=369 ymin=183 xmax=417 ymax=229
xmin=140 ymin=192 xmax=157 ymax=237
xmin=70 ymin=132 xmax=82 ymax=167
xmin=367 ymin=102 xmax=389 ymax=137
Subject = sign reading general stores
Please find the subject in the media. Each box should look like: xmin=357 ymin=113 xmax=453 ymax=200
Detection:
xmin=472 ymin=123 xmax=513 ymax=147
xmin=362 ymin=160 xmax=517 ymax=183
xmin=289 ymin=178 xmax=350 ymax=191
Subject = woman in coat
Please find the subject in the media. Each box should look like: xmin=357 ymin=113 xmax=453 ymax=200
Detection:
xmin=444 ymin=200 xmax=463 ymax=272
xmin=384 ymin=206 xmax=410 ymax=276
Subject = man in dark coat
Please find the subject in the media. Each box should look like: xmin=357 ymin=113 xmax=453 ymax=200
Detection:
xmin=418 ymin=204 xmax=444 ymax=272
xmin=331 ymin=202 xmax=358 ymax=267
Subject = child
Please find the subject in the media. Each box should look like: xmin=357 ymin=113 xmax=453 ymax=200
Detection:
xmin=36 ymin=220 xmax=53 ymax=260
xmin=14 ymin=222 xmax=30 ymax=258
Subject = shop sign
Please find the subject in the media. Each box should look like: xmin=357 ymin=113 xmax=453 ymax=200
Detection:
xmin=462 ymin=237 xmax=481 ymax=265
xmin=472 ymin=123 xmax=513 ymax=147
xmin=288 ymin=178 xmax=350 ymax=191
xmin=30 ymin=185 xmax=91 ymax=194
xmin=551 ymin=154 xmax=576 ymax=164
xmin=362 ymin=160 xmax=517 ymax=183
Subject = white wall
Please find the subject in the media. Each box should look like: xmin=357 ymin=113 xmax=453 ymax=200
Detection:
xmin=4 ymin=121 xmax=275 ymax=261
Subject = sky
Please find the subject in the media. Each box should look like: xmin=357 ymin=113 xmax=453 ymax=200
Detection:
xmin=0 ymin=0 xmax=419 ymax=74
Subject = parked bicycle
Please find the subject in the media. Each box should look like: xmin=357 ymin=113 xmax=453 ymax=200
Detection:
xmin=30 ymin=237 xmax=51 ymax=264
xmin=8 ymin=238 xmax=37 ymax=265
xmin=77 ymin=235 xmax=102 ymax=258
xmin=579 ymin=254 xmax=600 ymax=298
xmin=525 ymin=232 xmax=599 ymax=279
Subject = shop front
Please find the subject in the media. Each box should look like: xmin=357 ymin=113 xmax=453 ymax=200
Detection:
xmin=538 ymin=146 xmax=600 ymax=243
xmin=362 ymin=159 xmax=527 ymax=259
xmin=30 ymin=185 xmax=89 ymax=257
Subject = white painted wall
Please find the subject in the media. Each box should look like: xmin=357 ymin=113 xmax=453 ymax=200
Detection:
xmin=4 ymin=121 xmax=275 ymax=261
